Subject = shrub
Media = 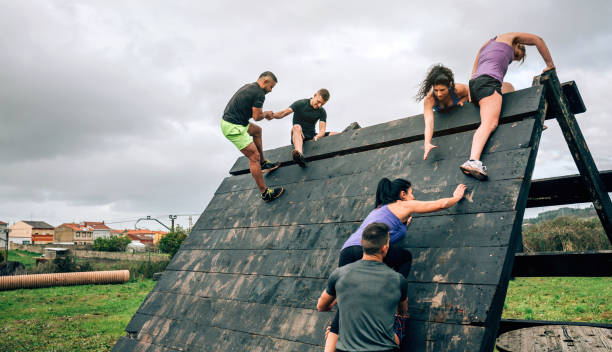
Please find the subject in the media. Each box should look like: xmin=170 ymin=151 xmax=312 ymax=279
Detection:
xmin=522 ymin=216 xmax=610 ymax=252
xmin=92 ymin=236 xmax=131 ymax=252
xmin=158 ymin=226 xmax=188 ymax=258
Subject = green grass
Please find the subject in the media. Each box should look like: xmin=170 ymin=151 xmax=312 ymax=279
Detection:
xmin=6 ymin=250 xmax=41 ymax=269
xmin=0 ymin=279 xmax=155 ymax=352
xmin=502 ymin=277 xmax=611 ymax=323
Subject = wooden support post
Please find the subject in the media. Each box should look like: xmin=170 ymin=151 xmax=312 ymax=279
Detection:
xmin=536 ymin=70 xmax=612 ymax=244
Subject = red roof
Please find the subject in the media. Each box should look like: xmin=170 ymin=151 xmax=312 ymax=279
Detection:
xmin=82 ymin=221 xmax=111 ymax=230
xmin=59 ymin=223 xmax=92 ymax=232
xmin=0 ymin=221 xmax=7 ymax=225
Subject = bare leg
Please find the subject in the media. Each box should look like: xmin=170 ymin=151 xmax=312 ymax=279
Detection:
xmin=469 ymin=91 xmax=502 ymax=161
xmin=248 ymin=123 xmax=265 ymax=162
xmin=501 ymin=81 xmax=515 ymax=94
xmin=292 ymin=124 xmax=304 ymax=154
xmin=324 ymin=332 xmax=338 ymax=352
xmin=328 ymin=132 xmax=339 ymax=136
xmin=240 ymin=142 xmax=266 ymax=193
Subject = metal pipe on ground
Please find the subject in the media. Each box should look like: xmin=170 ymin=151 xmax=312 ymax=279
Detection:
xmin=0 ymin=270 xmax=130 ymax=291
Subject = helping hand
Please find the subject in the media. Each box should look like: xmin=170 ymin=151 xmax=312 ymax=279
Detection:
xmin=453 ymin=184 xmax=467 ymax=199
xmin=423 ymin=143 xmax=437 ymax=160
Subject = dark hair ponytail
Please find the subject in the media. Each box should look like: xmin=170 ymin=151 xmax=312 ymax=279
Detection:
xmin=375 ymin=177 xmax=412 ymax=208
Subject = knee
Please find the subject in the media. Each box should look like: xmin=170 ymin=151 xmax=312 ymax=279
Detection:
xmin=292 ymin=124 xmax=302 ymax=134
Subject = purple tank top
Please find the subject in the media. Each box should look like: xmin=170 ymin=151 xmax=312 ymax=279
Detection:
xmin=341 ymin=205 xmax=407 ymax=250
xmin=473 ymin=38 xmax=514 ymax=83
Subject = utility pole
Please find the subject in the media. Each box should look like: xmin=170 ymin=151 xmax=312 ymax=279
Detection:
xmin=169 ymin=215 xmax=177 ymax=232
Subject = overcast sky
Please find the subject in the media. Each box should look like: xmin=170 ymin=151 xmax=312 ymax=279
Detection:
xmin=1 ymin=1 xmax=611 ymax=230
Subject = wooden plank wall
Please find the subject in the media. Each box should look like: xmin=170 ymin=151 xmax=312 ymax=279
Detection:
xmin=113 ymin=86 xmax=547 ymax=352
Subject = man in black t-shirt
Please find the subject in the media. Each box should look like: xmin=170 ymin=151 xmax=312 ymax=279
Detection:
xmin=221 ymin=71 xmax=284 ymax=202
xmin=271 ymin=89 xmax=337 ymax=167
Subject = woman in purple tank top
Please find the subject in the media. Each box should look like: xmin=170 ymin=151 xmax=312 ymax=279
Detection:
xmin=460 ymin=32 xmax=555 ymax=181
xmin=324 ymin=177 xmax=467 ymax=352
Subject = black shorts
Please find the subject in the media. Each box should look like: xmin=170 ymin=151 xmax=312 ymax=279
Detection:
xmin=290 ymin=131 xmax=330 ymax=145
xmin=469 ymin=75 xmax=502 ymax=105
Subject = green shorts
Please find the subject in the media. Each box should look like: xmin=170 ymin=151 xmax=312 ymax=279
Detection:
xmin=221 ymin=119 xmax=253 ymax=151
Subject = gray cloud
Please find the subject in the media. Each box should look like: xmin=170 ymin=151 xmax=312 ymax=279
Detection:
xmin=1 ymin=0 xmax=611 ymax=227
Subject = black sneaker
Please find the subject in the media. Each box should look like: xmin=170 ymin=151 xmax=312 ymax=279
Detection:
xmin=292 ymin=150 xmax=306 ymax=168
xmin=261 ymin=186 xmax=284 ymax=202
xmin=260 ymin=159 xmax=281 ymax=173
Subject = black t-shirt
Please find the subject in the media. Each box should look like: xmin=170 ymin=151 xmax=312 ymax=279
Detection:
xmin=290 ymin=98 xmax=327 ymax=139
xmin=222 ymin=82 xmax=266 ymax=126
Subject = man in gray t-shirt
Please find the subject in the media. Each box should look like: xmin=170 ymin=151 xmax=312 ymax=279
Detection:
xmin=317 ymin=223 xmax=408 ymax=352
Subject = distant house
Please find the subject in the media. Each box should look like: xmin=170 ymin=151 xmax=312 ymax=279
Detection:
xmin=82 ymin=221 xmax=112 ymax=240
xmin=55 ymin=223 xmax=94 ymax=245
xmin=8 ymin=221 xmax=55 ymax=244
xmin=125 ymin=229 xmax=155 ymax=245
xmin=0 ymin=221 xmax=8 ymax=246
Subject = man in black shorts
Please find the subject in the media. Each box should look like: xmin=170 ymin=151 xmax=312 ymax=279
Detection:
xmin=317 ymin=223 xmax=407 ymax=352
xmin=221 ymin=71 xmax=284 ymax=202
xmin=271 ymin=89 xmax=337 ymax=167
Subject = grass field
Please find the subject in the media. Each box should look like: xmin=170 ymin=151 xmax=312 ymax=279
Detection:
xmin=0 ymin=276 xmax=609 ymax=351
xmin=6 ymin=249 xmax=41 ymax=269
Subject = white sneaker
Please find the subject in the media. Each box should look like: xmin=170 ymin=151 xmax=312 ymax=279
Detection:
xmin=460 ymin=160 xmax=488 ymax=180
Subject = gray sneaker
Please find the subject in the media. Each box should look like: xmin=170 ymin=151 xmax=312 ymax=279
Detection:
xmin=460 ymin=160 xmax=488 ymax=180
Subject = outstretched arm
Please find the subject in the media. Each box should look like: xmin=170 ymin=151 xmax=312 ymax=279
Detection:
xmin=423 ymin=93 xmax=437 ymax=160
xmin=272 ymin=107 xmax=293 ymax=119
xmin=252 ymin=107 xmax=273 ymax=121
xmin=397 ymin=184 xmax=466 ymax=217
xmin=514 ymin=32 xmax=555 ymax=70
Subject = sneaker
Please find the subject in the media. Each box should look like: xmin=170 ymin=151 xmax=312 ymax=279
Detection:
xmin=260 ymin=159 xmax=281 ymax=173
xmin=342 ymin=122 xmax=361 ymax=132
xmin=292 ymin=149 xmax=307 ymax=168
xmin=460 ymin=160 xmax=488 ymax=180
xmin=261 ymin=186 xmax=284 ymax=202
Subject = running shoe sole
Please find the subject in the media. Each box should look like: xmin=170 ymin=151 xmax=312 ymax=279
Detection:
xmin=261 ymin=162 xmax=281 ymax=174
xmin=263 ymin=187 xmax=284 ymax=202
xmin=459 ymin=165 xmax=488 ymax=181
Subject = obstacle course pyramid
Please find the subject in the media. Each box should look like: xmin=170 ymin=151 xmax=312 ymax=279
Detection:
xmin=114 ymin=84 xmax=549 ymax=351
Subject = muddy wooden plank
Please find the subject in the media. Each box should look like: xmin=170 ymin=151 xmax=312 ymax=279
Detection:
xmin=206 ymin=147 xmax=533 ymax=214
xmin=407 ymin=282 xmax=496 ymax=324
xmin=135 ymin=299 xmax=332 ymax=347
xmin=407 ymin=246 xmax=508 ymax=285
xmin=154 ymin=271 xmax=326 ymax=309
xmin=112 ymin=337 xmax=179 ymax=352
xmin=127 ymin=314 xmax=322 ymax=352
xmin=229 ymin=86 xmax=544 ymax=174
xmin=181 ymin=222 xmax=360 ymax=251
xmin=527 ymin=170 xmax=612 ymax=207
xmin=217 ymin=119 xmax=537 ymax=195
xmin=166 ymin=248 xmax=338 ymax=278
xmin=195 ymin=179 xmax=525 ymax=230
xmin=404 ymin=320 xmax=487 ymax=352
xmin=496 ymin=325 xmax=612 ymax=351
xmin=184 ymin=211 xmax=517 ymax=251
xmin=151 ymin=271 xmax=498 ymax=325
xmin=401 ymin=211 xmax=517 ymax=248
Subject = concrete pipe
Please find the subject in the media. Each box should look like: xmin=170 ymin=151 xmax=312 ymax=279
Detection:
xmin=0 ymin=270 xmax=130 ymax=291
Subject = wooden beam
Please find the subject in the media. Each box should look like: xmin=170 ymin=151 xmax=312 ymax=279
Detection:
xmin=544 ymin=81 xmax=587 ymax=119
xmin=511 ymin=250 xmax=612 ymax=277
xmin=527 ymin=170 xmax=612 ymax=207
xmin=537 ymin=70 xmax=612 ymax=244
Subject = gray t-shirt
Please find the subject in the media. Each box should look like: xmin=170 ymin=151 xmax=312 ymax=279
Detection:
xmin=326 ymin=260 xmax=408 ymax=351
